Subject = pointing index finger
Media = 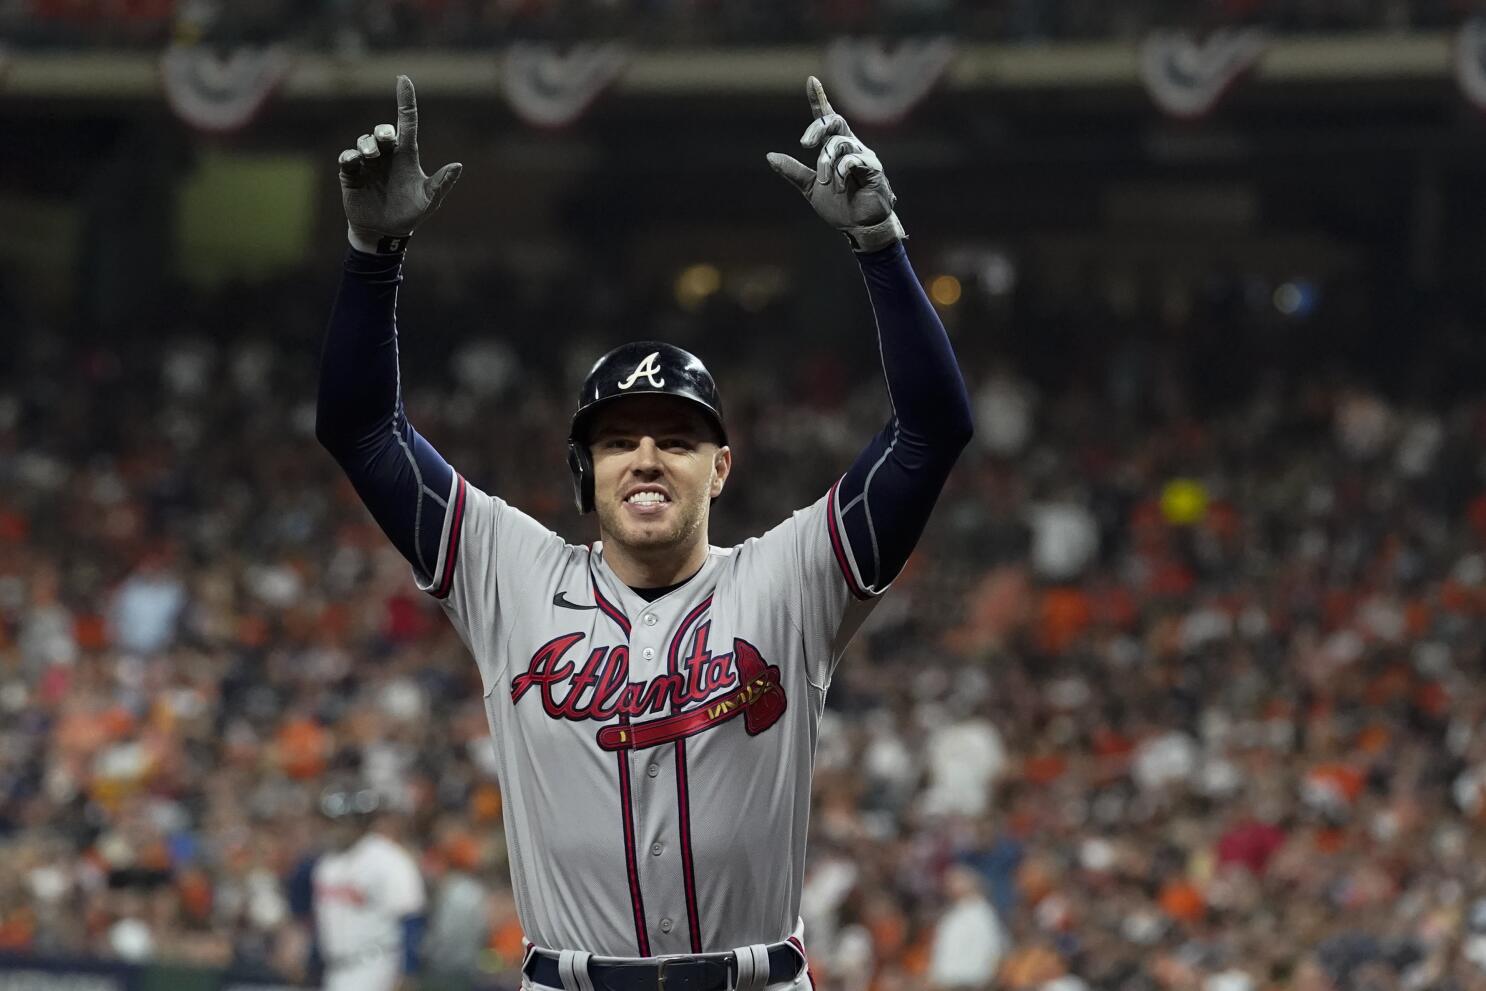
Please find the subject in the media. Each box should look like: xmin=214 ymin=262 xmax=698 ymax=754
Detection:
xmin=806 ymin=75 xmax=834 ymax=120
xmin=396 ymin=74 xmax=418 ymax=145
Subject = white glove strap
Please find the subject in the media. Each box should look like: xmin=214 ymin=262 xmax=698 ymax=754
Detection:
xmin=347 ymin=225 xmax=411 ymax=256
xmin=845 ymin=213 xmax=906 ymax=253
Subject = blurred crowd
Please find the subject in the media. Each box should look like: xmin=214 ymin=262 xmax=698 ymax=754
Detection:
xmin=4 ymin=239 xmax=1486 ymax=991
xmin=4 ymin=0 xmax=1485 ymax=49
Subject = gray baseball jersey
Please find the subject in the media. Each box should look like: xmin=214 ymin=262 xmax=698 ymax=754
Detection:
xmin=415 ymin=473 xmax=881 ymax=957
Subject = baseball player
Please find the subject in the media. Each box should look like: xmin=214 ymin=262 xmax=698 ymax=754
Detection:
xmin=317 ymin=74 xmax=973 ymax=991
xmin=310 ymin=782 xmax=427 ymax=991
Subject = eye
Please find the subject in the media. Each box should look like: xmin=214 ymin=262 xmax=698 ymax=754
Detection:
xmin=602 ymin=438 xmax=635 ymax=451
xmin=661 ymin=438 xmax=695 ymax=452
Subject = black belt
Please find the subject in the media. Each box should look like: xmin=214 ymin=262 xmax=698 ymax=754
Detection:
xmin=525 ymin=944 xmax=803 ymax=991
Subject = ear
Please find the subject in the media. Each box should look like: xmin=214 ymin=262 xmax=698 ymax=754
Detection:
xmin=710 ymin=446 xmax=732 ymax=499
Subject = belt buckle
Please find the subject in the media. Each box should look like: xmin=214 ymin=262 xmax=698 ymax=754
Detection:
xmin=654 ymin=956 xmax=730 ymax=991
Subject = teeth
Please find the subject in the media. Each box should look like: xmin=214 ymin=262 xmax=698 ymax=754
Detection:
xmin=628 ymin=492 xmax=668 ymax=505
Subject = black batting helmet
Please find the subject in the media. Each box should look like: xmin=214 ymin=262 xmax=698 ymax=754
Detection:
xmin=567 ymin=341 xmax=727 ymax=514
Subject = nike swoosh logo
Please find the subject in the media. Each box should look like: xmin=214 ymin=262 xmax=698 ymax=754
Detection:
xmin=553 ymin=591 xmax=598 ymax=610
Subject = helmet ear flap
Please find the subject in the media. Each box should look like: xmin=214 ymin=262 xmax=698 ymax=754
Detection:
xmin=568 ymin=440 xmax=595 ymax=514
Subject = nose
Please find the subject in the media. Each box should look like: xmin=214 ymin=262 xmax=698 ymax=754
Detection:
xmin=630 ymin=437 xmax=662 ymax=475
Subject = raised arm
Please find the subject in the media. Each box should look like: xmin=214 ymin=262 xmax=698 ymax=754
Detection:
xmin=768 ymin=77 xmax=974 ymax=595
xmin=315 ymin=76 xmax=464 ymax=586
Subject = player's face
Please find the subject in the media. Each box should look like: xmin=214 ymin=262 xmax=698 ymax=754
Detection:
xmin=320 ymin=813 xmax=371 ymax=851
xmin=588 ymin=396 xmax=731 ymax=557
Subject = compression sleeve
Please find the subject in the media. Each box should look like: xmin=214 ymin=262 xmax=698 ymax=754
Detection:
xmin=835 ymin=240 xmax=974 ymax=595
xmin=400 ymin=914 xmax=426 ymax=973
xmin=315 ymin=248 xmax=455 ymax=585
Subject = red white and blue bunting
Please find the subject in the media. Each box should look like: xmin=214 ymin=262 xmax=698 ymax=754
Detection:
xmin=1139 ymin=28 xmax=1267 ymax=120
xmin=503 ymin=42 xmax=629 ymax=129
xmin=822 ymin=36 xmax=956 ymax=126
xmin=159 ymin=44 xmax=291 ymax=134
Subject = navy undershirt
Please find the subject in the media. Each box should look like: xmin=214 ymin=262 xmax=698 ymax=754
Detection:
xmin=317 ymin=241 xmax=972 ymax=594
xmin=631 ymin=572 xmax=697 ymax=603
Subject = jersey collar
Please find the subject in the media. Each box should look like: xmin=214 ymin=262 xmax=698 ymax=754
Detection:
xmin=589 ymin=547 xmax=718 ymax=619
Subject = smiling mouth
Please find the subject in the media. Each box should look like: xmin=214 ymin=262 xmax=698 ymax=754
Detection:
xmin=624 ymin=492 xmax=671 ymax=514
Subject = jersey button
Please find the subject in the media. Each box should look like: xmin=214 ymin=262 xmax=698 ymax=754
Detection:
xmin=651 ymin=842 xmax=664 ymax=856
xmin=643 ymin=613 xmax=658 ymax=627
xmin=659 ymin=919 xmax=673 ymax=934
xmin=647 ymin=764 xmax=659 ymax=778
xmin=642 ymin=647 xmax=655 ymax=660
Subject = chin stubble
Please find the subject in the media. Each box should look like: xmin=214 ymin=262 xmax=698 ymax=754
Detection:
xmin=604 ymin=489 xmax=706 ymax=549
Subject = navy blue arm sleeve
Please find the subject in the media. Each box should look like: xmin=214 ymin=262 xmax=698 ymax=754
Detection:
xmin=400 ymin=914 xmax=426 ymax=973
xmin=316 ymin=249 xmax=454 ymax=586
xmin=836 ymin=241 xmax=974 ymax=593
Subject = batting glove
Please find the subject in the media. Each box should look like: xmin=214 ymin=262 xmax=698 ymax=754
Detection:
xmin=766 ymin=76 xmax=905 ymax=253
xmin=338 ymin=75 xmax=462 ymax=255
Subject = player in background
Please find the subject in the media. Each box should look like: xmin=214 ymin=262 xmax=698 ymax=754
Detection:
xmin=310 ymin=781 xmax=427 ymax=991
xmin=318 ymin=75 xmax=972 ymax=991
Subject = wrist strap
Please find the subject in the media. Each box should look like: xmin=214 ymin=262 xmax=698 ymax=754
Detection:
xmin=845 ymin=214 xmax=906 ymax=253
xmin=348 ymin=225 xmax=411 ymax=256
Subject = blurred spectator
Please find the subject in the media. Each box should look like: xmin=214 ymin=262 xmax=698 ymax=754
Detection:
xmin=928 ymin=865 xmax=1007 ymax=990
xmin=975 ymin=369 xmax=1036 ymax=458
xmin=18 ymin=564 xmax=77 ymax=672
xmin=1025 ymin=493 xmax=1098 ymax=581
xmin=921 ymin=704 xmax=1006 ymax=819
xmin=107 ymin=554 xmax=184 ymax=656
xmin=421 ymin=828 xmax=493 ymax=982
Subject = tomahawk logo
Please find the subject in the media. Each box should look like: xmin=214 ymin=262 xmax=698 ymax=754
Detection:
xmin=617 ymin=351 xmax=665 ymax=390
